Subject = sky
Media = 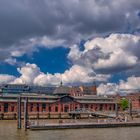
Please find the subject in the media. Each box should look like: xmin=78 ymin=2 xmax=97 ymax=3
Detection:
xmin=0 ymin=0 xmax=140 ymax=94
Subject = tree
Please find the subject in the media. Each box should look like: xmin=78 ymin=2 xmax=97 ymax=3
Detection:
xmin=120 ymin=98 xmax=129 ymax=110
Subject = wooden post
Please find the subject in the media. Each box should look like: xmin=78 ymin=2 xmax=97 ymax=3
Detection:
xmin=17 ymin=96 xmax=21 ymax=129
xmin=24 ymin=97 xmax=28 ymax=131
xmin=115 ymin=102 xmax=118 ymax=117
xmin=129 ymin=99 xmax=132 ymax=117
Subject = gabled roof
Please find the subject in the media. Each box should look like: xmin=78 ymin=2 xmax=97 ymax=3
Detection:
xmin=53 ymin=85 xmax=70 ymax=95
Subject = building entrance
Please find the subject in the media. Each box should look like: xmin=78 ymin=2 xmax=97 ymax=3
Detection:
xmin=64 ymin=105 xmax=69 ymax=112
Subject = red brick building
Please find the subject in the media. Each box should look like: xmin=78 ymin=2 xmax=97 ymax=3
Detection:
xmin=126 ymin=93 xmax=140 ymax=110
xmin=0 ymin=84 xmax=117 ymax=115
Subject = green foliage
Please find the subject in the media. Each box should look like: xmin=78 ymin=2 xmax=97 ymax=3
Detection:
xmin=120 ymin=98 xmax=129 ymax=110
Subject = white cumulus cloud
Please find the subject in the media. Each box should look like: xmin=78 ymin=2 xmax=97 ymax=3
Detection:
xmin=97 ymin=83 xmax=119 ymax=95
xmin=68 ymin=33 xmax=140 ymax=74
xmin=119 ymin=76 xmax=140 ymax=90
xmin=94 ymin=49 xmax=138 ymax=71
xmin=97 ymin=76 xmax=140 ymax=95
xmin=12 ymin=63 xmax=41 ymax=85
xmin=34 ymin=64 xmax=110 ymax=86
xmin=0 ymin=74 xmax=16 ymax=84
xmin=0 ymin=63 xmax=110 ymax=86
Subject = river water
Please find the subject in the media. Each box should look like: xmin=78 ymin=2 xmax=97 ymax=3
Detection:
xmin=0 ymin=120 xmax=140 ymax=140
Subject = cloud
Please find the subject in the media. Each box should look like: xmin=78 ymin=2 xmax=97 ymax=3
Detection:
xmin=61 ymin=65 xmax=110 ymax=84
xmin=11 ymin=36 xmax=66 ymax=57
xmin=34 ymin=65 xmax=110 ymax=86
xmin=0 ymin=0 xmax=140 ymax=64
xmin=1 ymin=63 xmax=140 ymax=95
xmin=1 ymin=36 xmax=66 ymax=66
xmin=97 ymin=83 xmax=119 ymax=95
xmin=119 ymin=76 xmax=140 ymax=90
xmin=0 ymin=74 xmax=16 ymax=84
xmin=0 ymin=63 xmax=110 ymax=85
xmin=33 ymin=73 xmax=61 ymax=86
xmin=94 ymin=49 xmax=138 ymax=72
xmin=0 ymin=1 xmax=140 ymax=89
xmin=97 ymin=76 xmax=140 ymax=95
xmin=12 ymin=63 xmax=41 ymax=84
xmin=4 ymin=58 xmax=17 ymax=65
xmin=68 ymin=33 xmax=140 ymax=74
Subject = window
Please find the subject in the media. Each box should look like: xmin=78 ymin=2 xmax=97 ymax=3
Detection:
xmin=113 ymin=104 xmax=115 ymax=110
xmin=55 ymin=106 xmax=58 ymax=112
xmin=95 ymin=107 xmax=98 ymax=111
xmin=37 ymin=103 xmax=39 ymax=112
xmin=49 ymin=106 xmax=51 ymax=112
xmin=4 ymin=103 xmax=8 ymax=112
xmin=11 ymin=104 xmax=15 ymax=112
xmin=99 ymin=104 xmax=103 ymax=111
xmin=42 ymin=103 xmax=46 ymax=112
xmin=85 ymin=104 xmax=88 ymax=109
xmin=80 ymin=104 xmax=83 ymax=109
xmin=30 ymin=103 xmax=34 ymax=112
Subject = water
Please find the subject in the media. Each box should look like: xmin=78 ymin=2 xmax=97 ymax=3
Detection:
xmin=0 ymin=120 xmax=140 ymax=140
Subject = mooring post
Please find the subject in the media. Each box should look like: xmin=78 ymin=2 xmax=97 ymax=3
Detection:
xmin=115 ymin=102 xmax=118 ymax=117
xmin=17 ymin=96 xmax=21 ymax=129
xmin=129 ymin=99 xmax=132 ymax=117
xmin=24 ymin=97 xmax=28 ymax=131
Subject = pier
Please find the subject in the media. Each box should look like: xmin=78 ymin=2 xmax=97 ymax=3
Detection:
xmin=29 ymin=121 xmax=140 ymax=130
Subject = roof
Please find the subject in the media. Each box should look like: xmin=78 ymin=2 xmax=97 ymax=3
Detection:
xmin=77 ymin=100 xmax=116 ymax=104
xmin=73 ymin=95 xmax=114 ymax=100
xmin=0 ymin=98 xmax=57 ymax=103
xmin=1 ymin=93 xmax=59 ymax=99
xmin=53 ymin=85 xmax=70 ymax=95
